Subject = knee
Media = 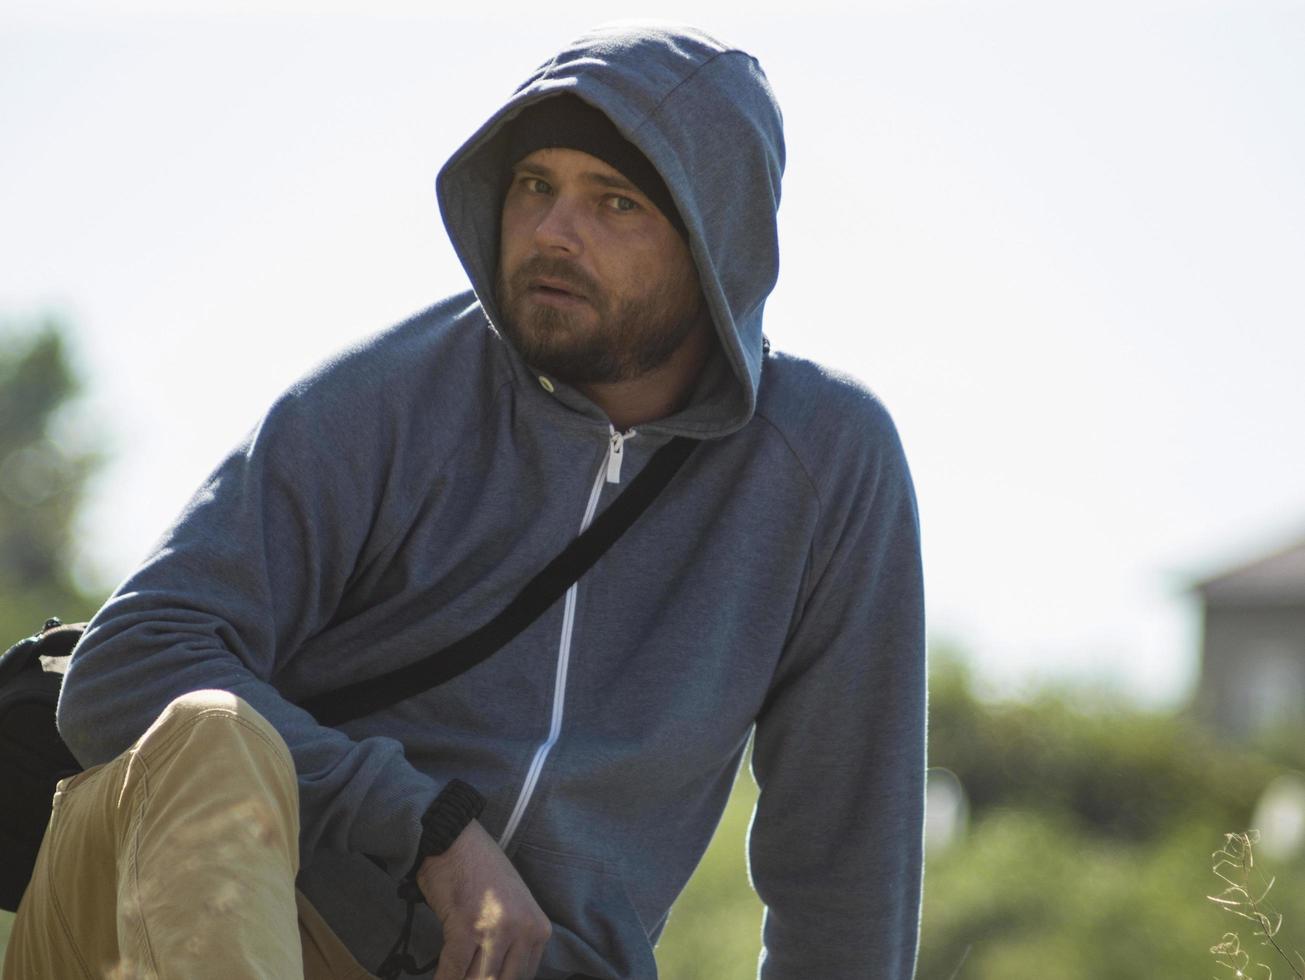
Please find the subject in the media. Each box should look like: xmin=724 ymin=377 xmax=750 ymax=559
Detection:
xmin=139 ymin=689 xmax=294 ymax=780
xmin=152 ymin=688 xmax=251 ymax=728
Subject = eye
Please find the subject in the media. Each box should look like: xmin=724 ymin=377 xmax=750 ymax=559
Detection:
xmin=606 ymin=195 xmax=639 ymax=213
xmin=518 ymin=175 xmax=551 ymax=195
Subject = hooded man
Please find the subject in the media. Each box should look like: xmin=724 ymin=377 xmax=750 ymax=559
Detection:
xmin=5 ymin=21 xmax=924 ymax=980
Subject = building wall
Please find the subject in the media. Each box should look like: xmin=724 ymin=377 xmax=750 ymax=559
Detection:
xmin=1196 ymin=604 xmax=1305 ymax=738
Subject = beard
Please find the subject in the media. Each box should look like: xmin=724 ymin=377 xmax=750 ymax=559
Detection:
xmin=494 ymin=254 xmax=704 ymax=386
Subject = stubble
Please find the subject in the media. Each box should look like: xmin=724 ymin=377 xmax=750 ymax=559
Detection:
xmin=494 ymin=255 xmax=703 ymax=386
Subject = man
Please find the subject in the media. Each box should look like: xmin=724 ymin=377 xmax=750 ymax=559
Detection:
xmin=6 ymin=21 xmax=924 ymax=980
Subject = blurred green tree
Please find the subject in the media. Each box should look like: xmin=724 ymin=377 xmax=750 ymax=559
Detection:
xmin=928 ymin=652 xmax=1279 ymax=842
xmin=0 ymin=317 xmax=104 ymax=643
xmin=921 ymin=652 xmax=1305 ymax=978
xmin=655 ymin=746 xmax=764 ymax=978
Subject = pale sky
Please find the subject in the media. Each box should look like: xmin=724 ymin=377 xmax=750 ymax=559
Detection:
xmin=4 ymin=1 xmax=1303 ymax=707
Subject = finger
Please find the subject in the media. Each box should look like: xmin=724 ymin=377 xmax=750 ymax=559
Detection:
xmin=467 ymin=944 xmax=490 ymax=976
xmin=525 ymin=939 xmax=546 ymax=980
xmin=497 ymin=940 xmax=530 ymax=980
xmin=465 ymin=946 xmax=486 ymax=979
xmin=432 ymin=932 xmax=477 ymax=980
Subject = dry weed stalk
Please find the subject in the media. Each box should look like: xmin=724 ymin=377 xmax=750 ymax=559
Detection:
xmin=1208 ymin=831 xmax=1304 ymax=979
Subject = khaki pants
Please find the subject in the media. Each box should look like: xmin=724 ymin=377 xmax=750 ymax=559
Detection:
xmin=3 ymin=690 xmax=375 ymax=979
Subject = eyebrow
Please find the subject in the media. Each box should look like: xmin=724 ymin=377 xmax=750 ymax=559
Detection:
xmin=514 ymin=160 xmax=642 ymax=195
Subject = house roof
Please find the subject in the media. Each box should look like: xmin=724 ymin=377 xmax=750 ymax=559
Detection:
xmin=1196 ymin=538 xmax=1305 ymax=606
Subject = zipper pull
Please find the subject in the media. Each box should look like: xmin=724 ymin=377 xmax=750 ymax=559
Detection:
xmin=606 ymin=427 xmax=635 ymax=484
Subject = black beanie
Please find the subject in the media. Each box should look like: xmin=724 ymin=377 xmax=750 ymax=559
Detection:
xmin=503 ymin=94 xmax=688 ymax=239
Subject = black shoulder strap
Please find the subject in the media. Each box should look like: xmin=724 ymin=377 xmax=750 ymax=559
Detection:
xmin=299 ymin=435 xmax=697 ymax=726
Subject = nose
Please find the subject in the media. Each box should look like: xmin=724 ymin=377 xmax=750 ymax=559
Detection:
xmin=532 ymin=197 xmax=584 ymax=254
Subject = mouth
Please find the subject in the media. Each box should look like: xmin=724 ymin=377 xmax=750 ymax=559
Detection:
xmin=526 ymin=277 xmax=589 ymax=307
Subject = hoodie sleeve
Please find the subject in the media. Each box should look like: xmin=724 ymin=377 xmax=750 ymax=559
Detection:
xmin=748 ymin=404 xmax=926 ymax=979
xmin=57 ymin=374 xmax=440 ymax=876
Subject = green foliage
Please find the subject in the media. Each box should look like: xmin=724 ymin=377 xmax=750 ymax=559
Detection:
xmin=929 ymin=654 xmax=1278 ymax=841
xmin=655 ymin=755 xmax=764 ymax=978
xmin=922 ymin=653 xmax=1305 ymax=979
xmin=0 ymin=316 xmax=102 ymax=969
xmin=0 ymin=318 xmax=104 ymax=642
xmin=921 ymin=808 xmax=1228 ymax=978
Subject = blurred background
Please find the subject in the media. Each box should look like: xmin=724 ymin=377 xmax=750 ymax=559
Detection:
xmin=2 ymin=1 xmax=1303 ymax=975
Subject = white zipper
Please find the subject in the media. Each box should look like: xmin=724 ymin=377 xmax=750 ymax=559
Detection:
xmin=498 ymin=427 xmax=636 ymax=850
xmin=606 ymin=425 xmax=634 ymax=483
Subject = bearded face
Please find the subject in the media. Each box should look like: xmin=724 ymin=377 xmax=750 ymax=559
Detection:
xmin=495 ymin=252 xmax=703 ymax=385
xmin=495 ymin=147 xmax=706 ymax=387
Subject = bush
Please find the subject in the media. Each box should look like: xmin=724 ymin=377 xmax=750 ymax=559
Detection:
xmin=922 ymin=654 xmax=1305 ymax=977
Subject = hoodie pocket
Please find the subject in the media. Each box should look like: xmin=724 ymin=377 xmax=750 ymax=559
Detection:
xmin=512 ymin=841 xmax=658 ymax=980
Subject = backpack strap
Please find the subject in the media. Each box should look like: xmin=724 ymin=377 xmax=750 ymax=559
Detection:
xmin=299 ymin=435 xmax=697 ymax=726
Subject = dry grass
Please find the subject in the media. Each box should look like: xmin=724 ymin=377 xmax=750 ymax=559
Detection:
xmin=1209 ymin=831 xmax=1305 ymax=979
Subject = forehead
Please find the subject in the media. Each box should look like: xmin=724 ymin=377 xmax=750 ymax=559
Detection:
xmin=511 ymin=147 xmax=639 ymax=193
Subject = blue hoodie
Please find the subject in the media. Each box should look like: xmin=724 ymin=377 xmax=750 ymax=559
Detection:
xmin=61 ymin=21 xmax=924 ymax=979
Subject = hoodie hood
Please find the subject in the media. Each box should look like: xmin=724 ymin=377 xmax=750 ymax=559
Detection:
xmin=436 ymin=21 xmax=786 ymax=438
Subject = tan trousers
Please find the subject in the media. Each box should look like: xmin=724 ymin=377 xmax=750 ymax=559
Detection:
xmin=3 ymin=690 xmax=375 ymax=979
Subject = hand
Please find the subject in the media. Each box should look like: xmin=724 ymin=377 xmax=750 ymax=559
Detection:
xmin=416 ymin=819 xmax=552 ymax=980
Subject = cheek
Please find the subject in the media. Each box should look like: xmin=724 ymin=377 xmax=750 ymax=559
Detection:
xmin=666 ymin=246 xmax=701 ymax=306
xmin=651 ymin=227 xmax=695 ymax=283
xmin=498 ymin=218 xmax=520 ymax=271
xmin=604 ymin=235 xmax=676 ymax=289
xmin=499 ymin=201 xmax=536 ymax=268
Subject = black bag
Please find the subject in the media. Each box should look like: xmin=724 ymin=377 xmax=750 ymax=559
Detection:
xmin=0 ymin=618 xmax=83 ymax=911
xmin=0 ymin=435 xmax=696 ymax=918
